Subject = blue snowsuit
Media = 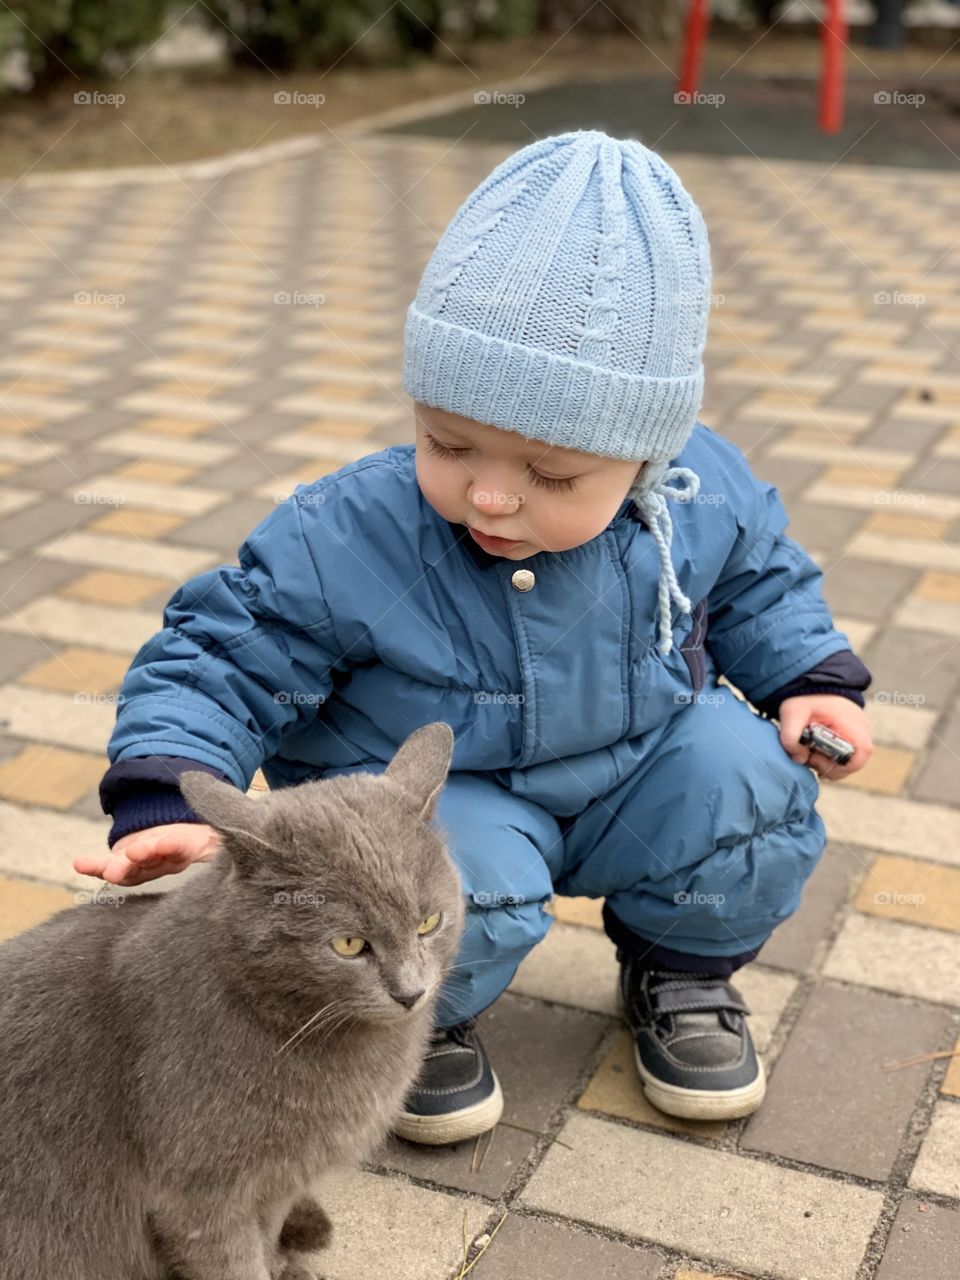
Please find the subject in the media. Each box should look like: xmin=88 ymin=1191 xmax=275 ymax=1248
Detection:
xmin=101 ymin=423 xmax=870 ymax=1024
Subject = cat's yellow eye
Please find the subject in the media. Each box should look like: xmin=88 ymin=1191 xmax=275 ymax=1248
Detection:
xmin=331 ymin=935 xmax=367 ymax=958
xmin=417 ymin=911 xmax=442 ymax=936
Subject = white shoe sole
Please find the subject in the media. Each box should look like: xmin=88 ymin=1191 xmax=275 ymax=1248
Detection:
xmin=634 ymin=1041 xmax=767 ymax=1120
xmin=391 ymin=1073 xmax=504 ymax=1146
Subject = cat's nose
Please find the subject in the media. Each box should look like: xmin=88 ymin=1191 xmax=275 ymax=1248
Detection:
xmin=390 ymin=988 xmax=425 ymax=1011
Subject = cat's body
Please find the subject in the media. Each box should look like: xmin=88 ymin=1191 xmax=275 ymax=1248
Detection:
xmin=0 ymin=723 xmax=464 ymax=1280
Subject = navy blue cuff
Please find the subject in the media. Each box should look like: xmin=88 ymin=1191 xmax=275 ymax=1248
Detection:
xmin=101 ymin=756 xmax=229 ymax=848
xmin=755 ymin=649 xmax=871 ymax=719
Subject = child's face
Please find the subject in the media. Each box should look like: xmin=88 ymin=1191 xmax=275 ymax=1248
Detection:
xmin=414 ymin=401 xmax=645 ymax=559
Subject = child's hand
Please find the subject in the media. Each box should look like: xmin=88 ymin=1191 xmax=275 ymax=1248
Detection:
xmin=73 ymin=824 xmax=221 ymax=887
xmin=777 ymin=695 xmax=873 ymax=781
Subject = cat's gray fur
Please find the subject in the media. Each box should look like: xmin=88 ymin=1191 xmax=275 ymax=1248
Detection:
xmin=0 ymin=723 xmax=464 ymax=1280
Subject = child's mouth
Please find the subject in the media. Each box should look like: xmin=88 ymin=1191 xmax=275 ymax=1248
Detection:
xmin=468 ymin=527 xmax=522 ymax=552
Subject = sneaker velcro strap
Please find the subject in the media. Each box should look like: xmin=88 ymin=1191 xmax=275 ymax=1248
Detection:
xmin=652 ymin=984 xmax=751 ymax=1016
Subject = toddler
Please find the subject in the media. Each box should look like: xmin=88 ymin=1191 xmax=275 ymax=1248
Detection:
xmin=78 ymin=130 xmax=873 ymax=1142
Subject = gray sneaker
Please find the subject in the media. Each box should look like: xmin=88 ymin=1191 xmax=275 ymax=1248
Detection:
xmin=618 ymin=953 xmax=766 ymax=1120
xmin=392 ymin=1019 xmax=504 ymax=1146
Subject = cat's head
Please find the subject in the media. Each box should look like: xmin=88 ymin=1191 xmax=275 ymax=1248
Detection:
xmin=179 ymin=723 xmax=464 ymax=1024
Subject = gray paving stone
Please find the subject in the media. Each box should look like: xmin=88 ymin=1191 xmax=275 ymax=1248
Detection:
xmin=875 ymin=1195 xmax=960 ymax=1280
xmin=863 ymin=628 xmax=960 ymax=710
xmin=912 ymin=709 xmax=960 ymax=806
xmin=469 ymin=1213 xmax=664 ymax=1279
xmin=904 ymin=457 xmax=960 ymax=494
xmin=783 ymin=502 xmax=865 ymax=554
xmin=859 ymin=419 xmax=945 ymax=452
xmin=825 ymin=379 xmax=902 ymax=411
xmin=16 ymin=451 xmax=127 ymax=492
xmin=749 ymin=456 xmax=823 ymax=502
xmin=0 ymin=499 xmax=89 ymax=554
xmin=759 ymin=842 xmax=868 ymax=973
xmin=373 ymin=992 xmax=611 ymax=1198
xmin=193 ymin=451 xmax=308 ymax=492
xmin=821 ymin=558 xmax=918 ymax=622
xmin=521 ymin=1111 xmax=883 ymax=1280
xmin=0 ymin=556 xmax=84 ymax=616
xmin=166 ymin=496 xmax=277 ymax=551
xmin=742 ymin=983 xmax=950 ymax=1180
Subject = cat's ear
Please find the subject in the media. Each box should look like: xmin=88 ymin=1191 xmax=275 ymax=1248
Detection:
xmin=179 ymin=772 xmax=271 ymax=870
xmin=383 ymin=722 xmax=454 ymax=822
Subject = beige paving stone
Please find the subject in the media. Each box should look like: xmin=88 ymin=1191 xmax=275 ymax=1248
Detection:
xmin=136 ymin=417 xmax=215 ymax=437
xmin=88 ymin=507 xmax=187 ymax=538
xmin=892 ymin=595 xmax=960 ymax=638
xmin=0 ymin=874 xmax=76 ymax=942
xmin=0 ymin=596 xmax=158 ymax=654
xmin=741 ymin=401 xmax=871 ymax=432
xmin=577 ymin=1027 xmax=729 ymax=1139
xmin=866 ymin=700 xmax=937 ymax=751
xmin=0 ymin=743 xmax=104 ymax=809
xmin=59 ymin=569 xmax=174 ymax=606
xmin=93 ymin=429 xmax=235 ymax=465
xmin=309 ymin=1166 xmax=488 ymax=1280
xmin=817 ymin=788 xmax=960 ymax=868
xmin=509 ymin=920 xmax=618 ymax=1015
xmin=837 ymin=745 xmax=915 ymax=796
xmin=908 ymin=1101 xmax=960 ymax=1199
xmin=855 ymin=854 xmax=960 ymax=932
xmin=941 ymin=1036 xmax=960 ymax=1098
xmin=19 ymin=646 xmax=129 ymax=694
xmin=769 ymin=437 xmax=913 ymax=471
xmin=548 ymin=895 xmax=604 ymax=929
xmin=804 ymin=483 xmax=960 ymax=521
xmin=863 ymin=513 xmax=952 ymax=540
xmin=831 ymin=616 xmax=877 ymax=651
xmin=842 ymin=530 xmax=960 ymax=572
xmin=823 ymin=914 xmax=960 ymax=1006
xmin=521 ymin=1112 xmax=882 ymax=1280
xmin=35 ymin=531 xmax=214 ymax=579
xmin=0 ymin=487 xmax=41 ymax=518
xmin=270 ymin=430 xmax=384 ymax=461
xmin=675 ymin=1272 xmax=743 ymax=1280
xmin=68 ymin=476 xmax=226 ymax=516
xmin=114 ymin=459 xmax=199 ymax=485
xmin=916 ymin=571 xmax=960 ymax=603
xmin=1 ymin=684 xmax=116 ymax=752
xmin=821 ymin=465 xmax=904 ymax=488
xmin=115 ymin=394 xmax=245 ymax=424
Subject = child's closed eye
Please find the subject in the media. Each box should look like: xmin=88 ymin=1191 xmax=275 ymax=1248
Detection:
xmin=422 ymin=432 xmax=579 ymax=494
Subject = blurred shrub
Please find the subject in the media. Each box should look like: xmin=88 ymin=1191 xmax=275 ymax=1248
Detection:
xmin=1 ymin=0 xmax=173 ymax=92
xmin=202 ymin=0 xmax=539 ymax=72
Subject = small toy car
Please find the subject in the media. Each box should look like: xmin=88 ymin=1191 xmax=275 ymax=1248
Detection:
xmin=799 ymin=721 xmax=854 ymax=766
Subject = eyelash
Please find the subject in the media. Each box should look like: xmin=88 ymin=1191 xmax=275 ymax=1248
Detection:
xmin=422 ymin=433 xmax=579 ymax=494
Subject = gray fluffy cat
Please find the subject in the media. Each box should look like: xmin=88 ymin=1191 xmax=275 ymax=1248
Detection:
xmin=0 ymin=722 xmax=464 ymax=1280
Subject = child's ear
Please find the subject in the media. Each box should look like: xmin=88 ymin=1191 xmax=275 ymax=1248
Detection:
xmin=179 ymin=771 xmax=271 ymax=874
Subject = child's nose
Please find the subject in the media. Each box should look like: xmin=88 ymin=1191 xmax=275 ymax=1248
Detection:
xmin=469 ymin=480 xmax=522 ymax=515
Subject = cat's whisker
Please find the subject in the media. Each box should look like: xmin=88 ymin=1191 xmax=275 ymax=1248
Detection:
xmin=275 ymin=997 xmax=351 ymax=1057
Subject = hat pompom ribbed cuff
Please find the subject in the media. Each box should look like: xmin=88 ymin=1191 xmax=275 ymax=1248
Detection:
xmin=403 ymin=303 xmax=703 ymax=463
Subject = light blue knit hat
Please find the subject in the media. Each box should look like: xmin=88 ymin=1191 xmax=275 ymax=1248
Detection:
xmin=402 ymin=129 xmax=712 ymax=654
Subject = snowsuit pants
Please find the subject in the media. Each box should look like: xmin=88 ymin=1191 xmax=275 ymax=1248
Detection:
xmin=322 ymin=679 xmax=824 ymax=1027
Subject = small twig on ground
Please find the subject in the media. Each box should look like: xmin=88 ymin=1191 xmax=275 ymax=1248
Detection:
xmin=456 ymin=1210 xmax=509 ymax=1279
xmin=884 ymin=1048 xmax=960 ymax=1072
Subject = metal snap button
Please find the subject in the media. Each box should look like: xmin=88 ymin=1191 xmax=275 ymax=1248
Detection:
xmin=511 ymin=569 xmax=535 ymax=592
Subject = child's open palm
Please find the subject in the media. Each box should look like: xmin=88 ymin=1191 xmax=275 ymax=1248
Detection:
xmin=73 ymin=824 xmax=221 ymax=887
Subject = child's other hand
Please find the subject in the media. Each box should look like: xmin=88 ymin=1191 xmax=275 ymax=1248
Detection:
xmin=73 ymin=824 xmax=221 ymax=887
xmin=777 ymin=695 xmax=873 ymax=781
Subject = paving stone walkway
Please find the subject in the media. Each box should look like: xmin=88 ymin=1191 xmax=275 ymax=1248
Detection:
xmin=0 ymin=120 xmax=959 ymax=1280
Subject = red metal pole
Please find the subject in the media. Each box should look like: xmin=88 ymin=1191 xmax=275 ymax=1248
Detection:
xmin=678 ymin=0 xmax=710 ymax=102
xmin=819 ymin=0 xmax=847 ymax=133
